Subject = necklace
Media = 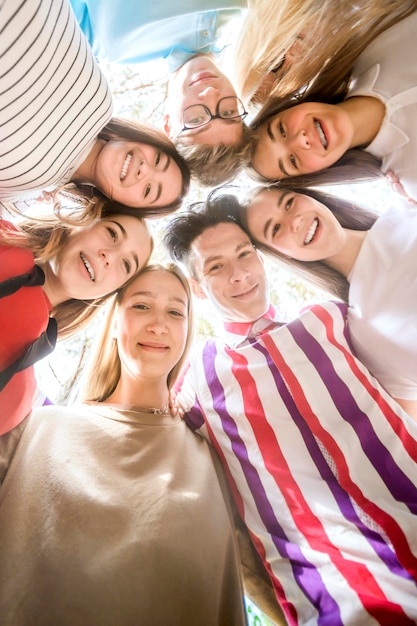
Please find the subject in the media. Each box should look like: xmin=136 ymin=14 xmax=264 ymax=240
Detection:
xmin=108 ymin=403 xmax=170 ymax=415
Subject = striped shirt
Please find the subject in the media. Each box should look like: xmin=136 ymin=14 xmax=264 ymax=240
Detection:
xmin=179 ymin=301 xmax=417 ymax=625
xmin=0 ymin=0 xmax=113 ymax=202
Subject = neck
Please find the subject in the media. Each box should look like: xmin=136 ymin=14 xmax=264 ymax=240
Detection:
xmin=339 ymin=96 xmax=385 ymax=148
xmin=40 ymin=262 xmax=67 ymax=308
xmin=104 ymin=375 xmax=170 ymax=414
xmin=72 ymin=139 xmax=104 ymax=184
xmin=325 ymin=229 xmax=367 ymax=277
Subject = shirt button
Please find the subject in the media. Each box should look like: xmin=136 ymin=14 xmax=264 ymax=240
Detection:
xmin=203 ymin=30 xmax=209 ymax=37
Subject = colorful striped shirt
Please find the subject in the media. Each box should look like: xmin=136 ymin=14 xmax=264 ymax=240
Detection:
xmin=179 ymin=300 xmax=417 ymax=625
xmin=0 ymin=0 xmax=113 ymax=202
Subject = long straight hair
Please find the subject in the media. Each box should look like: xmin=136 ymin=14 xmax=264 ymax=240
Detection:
xmin=234 ymin=0 xmax=417 ymax=107
xmin=82 ymin=263 xmax=194 ymax=402
xmin=237 ymin=186 xmax=378 ymax=301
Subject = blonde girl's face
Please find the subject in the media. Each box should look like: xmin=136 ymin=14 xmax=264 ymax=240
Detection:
xmin=115 ymin=270 xmax=189 ymax=382
xmin=247 ymin=188 xmax=346 ymax=262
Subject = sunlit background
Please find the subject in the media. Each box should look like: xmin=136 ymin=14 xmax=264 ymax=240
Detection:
xmin=34 ymin=55 xmax=400 ymax=406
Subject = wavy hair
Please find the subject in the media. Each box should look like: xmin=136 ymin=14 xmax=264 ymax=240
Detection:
xmin=82 ymin=263 xmax=194 ymax=402
xmin=175 ymin=124 xmax=255 ymax=187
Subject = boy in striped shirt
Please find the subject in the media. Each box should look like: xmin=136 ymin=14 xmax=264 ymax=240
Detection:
xmin=164 ymin=195 xmax=417 ymax=626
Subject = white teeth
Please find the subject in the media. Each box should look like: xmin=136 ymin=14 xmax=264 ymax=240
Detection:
xmin=80 ymin=253 xmax=95 ymax=281
xmin=120 ymin=153 xmax=132 ymax=181
xmin=314 ymin=119 xmax=328 ymax=149
xmin=304 ymin=219 xmax=318 ymax=245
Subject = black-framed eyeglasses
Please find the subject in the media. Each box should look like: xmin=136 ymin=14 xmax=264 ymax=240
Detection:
xmin=179 ymin=97 xmax=248 ymax=134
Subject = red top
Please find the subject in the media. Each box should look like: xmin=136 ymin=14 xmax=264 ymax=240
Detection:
xmin=0 ymin=220 xmax=52 ymax=434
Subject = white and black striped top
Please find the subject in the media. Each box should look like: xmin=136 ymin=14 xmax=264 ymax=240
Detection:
xmin=0 ymin=0 xmax=113 ymax=202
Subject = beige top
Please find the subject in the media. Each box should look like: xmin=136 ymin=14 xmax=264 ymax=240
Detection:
xmin=0 ymin=403 xmax=248 ymax=626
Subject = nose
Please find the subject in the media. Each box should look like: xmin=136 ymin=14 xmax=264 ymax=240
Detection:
xmin=197 ymin=85 xmax=219 ymax=103
xmin=146 ymin=315 xmax=168 ymax=334
xmin=229 ymin=264 xmax=249 ymax=283
xmin=293 ymin=129 xmax=310 ymax=150
xmin=100 ymin=249 xmax=113 ymax=268
xmin=287 ymin=212 xmax=303 ymax=233
xmin=137 ymin=158 xmax=151 ymax=178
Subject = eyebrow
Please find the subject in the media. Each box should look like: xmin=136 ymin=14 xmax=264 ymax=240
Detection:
xmin=202 ymin=240 xmax=252 ymax=269
xmin=108 ymin=220 xmax=139 ymax=272
xmin=266 ymin=120 xmax=290 ymax=177
xmin=129 ymin=290 xmax=187 ymax=307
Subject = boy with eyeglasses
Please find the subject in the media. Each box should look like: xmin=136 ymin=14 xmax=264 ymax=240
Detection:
xmin=70 ymin=1 xmax=250 ymax=185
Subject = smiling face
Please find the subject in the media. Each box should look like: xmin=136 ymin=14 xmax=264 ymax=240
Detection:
xmin=251 ymin=102 xmax=354 ymax=180
xmin=115 ymin=269 xmax=189 ymax=382
xmin=247 ymin=188 xmax=346 ymax=261
xmin=165 ymin=55 xmax=244 ymax=146
xmin=191 ymin=222 xmax=269 ymax=323
xmin=93 ymin=141 xmax=183 ymax=208
xmin=49 ymin=215 xmax=152 ymax=302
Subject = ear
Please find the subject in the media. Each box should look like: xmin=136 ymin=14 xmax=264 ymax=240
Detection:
xmin=163 ymin=113 xmax=172 ymax=138
xmin=189 ymin=277 xmax=207 ymax=300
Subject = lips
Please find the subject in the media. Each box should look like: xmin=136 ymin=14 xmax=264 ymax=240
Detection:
xmin=120 ymin=152 xmax=132 ymax=181
xmin=233 ymin=284 xmax=258 ymax=299
xmin=80 ymin=252 xmax=95 ymax=281
xmin=190 ymin=72 xmax=217 ymax=86
xmin=304 ymin=219 xmax=319 ymax=245
xmin=313 ymin=119 xmax=328 ymax=149
xmin=139 ymin=342 xmax=168 ymax=352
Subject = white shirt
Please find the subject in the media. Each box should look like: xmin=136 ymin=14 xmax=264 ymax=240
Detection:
xmin=348 ymin=11 xmax=417 ymax=201
xmin=348 ymin=200 xmax=417 ymax=400
xmin=0 ymin=0 xmax=113 ymax=203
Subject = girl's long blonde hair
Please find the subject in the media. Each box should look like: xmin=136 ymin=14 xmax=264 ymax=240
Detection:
xmin=234 ymin=0 xmax=417 ymax=108
xmin=82 ymin=263 xmax=194 ymax=403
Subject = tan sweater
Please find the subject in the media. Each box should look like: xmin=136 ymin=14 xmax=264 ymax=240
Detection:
xmin=0 ymin=403 xmax=248 ymax=626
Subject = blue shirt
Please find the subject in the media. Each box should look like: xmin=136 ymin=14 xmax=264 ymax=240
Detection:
xmin=70 ymin=0 xmax=246 ymax=71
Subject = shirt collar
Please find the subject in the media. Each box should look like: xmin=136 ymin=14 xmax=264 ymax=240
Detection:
xmin=222 ymin=304 xmax=280 ymax=347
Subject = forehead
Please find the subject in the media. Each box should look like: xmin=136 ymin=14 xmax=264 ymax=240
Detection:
xmin=121 ymin=269 xmax=188 ymax=304
xmin=191 ymin=222 xmax=251 ymax=265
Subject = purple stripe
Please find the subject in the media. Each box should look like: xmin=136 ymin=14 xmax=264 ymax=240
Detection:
xmin=253 ymin=340 xmax=412 ymax=583
xmin=286 ymin=310 xmax=417 ymax=513
xmin=201 ymin=341 xmax=342 ymax=625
